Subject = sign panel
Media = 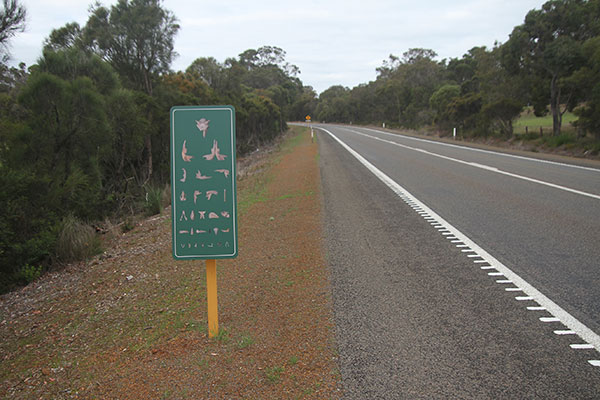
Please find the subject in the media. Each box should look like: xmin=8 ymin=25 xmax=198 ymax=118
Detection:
xmin=170 ymin=106 xmax=237 ymax=259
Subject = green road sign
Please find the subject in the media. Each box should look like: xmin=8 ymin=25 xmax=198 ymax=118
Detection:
xmin=170 ymin=106 xmax=237 ymax=259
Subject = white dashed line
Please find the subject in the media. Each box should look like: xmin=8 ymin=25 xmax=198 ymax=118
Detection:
xmin=540 ymin=317 xmax=561 ymax=322
xmin=570 ymin=344 xmax=594 ymax=349
xmin=554 ymin=330 xmax=577 ymax=335
xmin=516 ymin=296 xmax=534 ymax=301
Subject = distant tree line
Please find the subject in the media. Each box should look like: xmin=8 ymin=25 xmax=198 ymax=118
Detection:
xmin=310 ymin=0 xmax=600 ymax=141
xmin=0 ymin=0 xmax=314 ymax=292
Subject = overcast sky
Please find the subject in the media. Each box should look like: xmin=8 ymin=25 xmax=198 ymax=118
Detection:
xmin=7 ymin=0 xmax=547 ymax=94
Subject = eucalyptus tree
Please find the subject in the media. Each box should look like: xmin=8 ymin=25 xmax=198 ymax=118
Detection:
xmin=502 ymin=0 xmax=598 ymax=136
xmin=84 ymin=0 xmax=180 ymax=96
xmin=0 ymin=0 xmax=26 ymax=60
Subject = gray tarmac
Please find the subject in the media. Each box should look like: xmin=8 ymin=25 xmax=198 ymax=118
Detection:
xmin=318 ymin=125 xmax=600 ymax=399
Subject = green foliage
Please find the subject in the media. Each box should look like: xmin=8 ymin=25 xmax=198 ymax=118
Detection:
xmin=543 ymin=133 xmax=577 ymax=148
xmin=13 ymin=264 xmax=42 ymax=285
xmin=0 ymin=166 xmax=58 ymax=292
xmin=482 ymin=98 xmax=523 ymax=136
xmin=0 ymin=0 xmax=27 ymax=58
xmin=143 ymin=184 xmax=163 ymax=216
xmin=430 ymin=84 xmax=460 ymax=127
xmin=84 ymin=0 xmax=180 ymax=95
xmin=502 ymin=0 xmax=598 ymax=135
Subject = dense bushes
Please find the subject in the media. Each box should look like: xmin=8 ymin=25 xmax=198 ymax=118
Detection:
xmin=0 ymin=0 xmax=310 ymax=292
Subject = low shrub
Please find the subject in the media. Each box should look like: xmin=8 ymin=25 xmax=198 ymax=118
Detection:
xmin=13 ymin=264 xmax=43 ymax=285
xmin=55 ymin=215 xmax=102 ymax=263
xmin=144 ymin=185 xmax=164 ymax=216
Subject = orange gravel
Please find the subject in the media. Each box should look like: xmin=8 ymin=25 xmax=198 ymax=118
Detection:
xmin=0 ymin=127 xmax=341 ymax=399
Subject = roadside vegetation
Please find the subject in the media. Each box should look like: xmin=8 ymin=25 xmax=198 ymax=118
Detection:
xmin=1 ymin=0 xmax=599 ymax=293
xmin=0 ymin=0 xmax=316 ymax=293
xmin=0 ymin=127 xmax=339 ymax=399
xmin=307 ymin=0 xmax=600 ymax=157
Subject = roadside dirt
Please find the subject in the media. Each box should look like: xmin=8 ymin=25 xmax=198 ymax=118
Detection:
xmin=0 ymin=126 xmax=340 ymax=399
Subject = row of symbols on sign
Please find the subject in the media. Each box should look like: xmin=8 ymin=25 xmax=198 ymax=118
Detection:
xmin=179 ymin=168 xmax=229 ymax=183
xmin=179 ymin=210 xmax=230 ymax=221
xmin=181 ymin=140 xmax=227 ymax=163
xmin=178 ymin=227 xmax=231 ymax=236
xmin=179 ymin=189 xmax=228 ymax=203
xmin=180 ymin=241 xmax=232 ymax=249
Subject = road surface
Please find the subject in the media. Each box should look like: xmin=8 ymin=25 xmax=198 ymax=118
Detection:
xmin=316 ymin=124 xmax=600 ymax=398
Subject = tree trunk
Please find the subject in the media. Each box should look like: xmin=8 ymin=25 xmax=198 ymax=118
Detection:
xmin=550 ymin=73 xmax=561 ymax=136
xmin=144 ymin=135 xmax=152 ymax=184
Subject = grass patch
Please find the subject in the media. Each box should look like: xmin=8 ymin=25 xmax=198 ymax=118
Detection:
xmin=237 ymin=173 xmax=271 ymax=216
xmin=237 ymin=334 xmax=255 ymax=349
xmin=265 ymin=365 xmax=285 ymax=383
xmin=514 ymin=110 xmax=577 ymax=134
xmin=280 ymin=126 xmax=308 ymax=152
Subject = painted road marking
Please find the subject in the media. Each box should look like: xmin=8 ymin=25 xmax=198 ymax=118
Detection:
xmin=361 ymin=126 xmax=600 ymax=173
xmin=555 ymin=330 xmax=577 ymax=335
xmin=346 ymin=128 xmax=600 ymax=201
xmin=319 ymin=126 xmax=600 ymax=359
xmin=571 ymin=344 xmax=595 ymax=349
xmin=540 ymin=317 xmax=561 ymax=322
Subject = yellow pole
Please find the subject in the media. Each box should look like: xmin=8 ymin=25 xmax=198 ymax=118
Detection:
xmin=206 ymin=259 xmax=219 ymax=338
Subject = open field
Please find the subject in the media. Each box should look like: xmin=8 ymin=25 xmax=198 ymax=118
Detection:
xmin=513 ymin=110 xmax=578 ymax=135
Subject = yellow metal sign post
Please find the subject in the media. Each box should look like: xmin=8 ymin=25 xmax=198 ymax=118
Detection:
xmin=206 ymin=259 xmax=219 ymax=337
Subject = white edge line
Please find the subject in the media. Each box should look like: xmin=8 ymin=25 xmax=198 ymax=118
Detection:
xmin=318 ymin=126 xmax=600 ymax=353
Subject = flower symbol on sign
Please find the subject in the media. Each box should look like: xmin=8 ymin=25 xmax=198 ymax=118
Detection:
xmin=195 ymin=118 xmax=210 ymax=138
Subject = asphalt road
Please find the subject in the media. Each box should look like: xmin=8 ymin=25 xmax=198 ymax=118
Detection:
xmin=316 ymin=124 xmax=600 ymax=398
